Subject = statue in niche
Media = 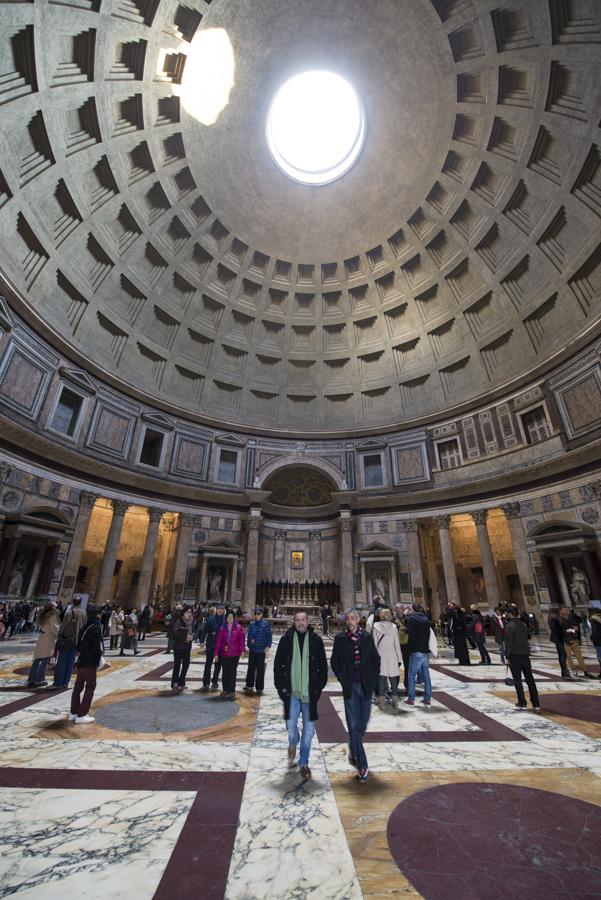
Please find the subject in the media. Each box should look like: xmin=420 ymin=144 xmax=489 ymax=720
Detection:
xmin=372 ymin=575 xmax=389 ymax=601
xmin=570 ymin=567 xmax=591 ymax=607
xmin=7 ymin=556 xmax=26 ymax=597
xmin=209 ymin=572 xmax=223 ymax=603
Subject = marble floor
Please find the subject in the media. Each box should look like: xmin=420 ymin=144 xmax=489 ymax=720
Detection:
xmin=0 ymin=632 xmax=600 ymax=899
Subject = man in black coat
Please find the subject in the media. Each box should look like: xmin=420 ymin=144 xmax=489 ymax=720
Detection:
xmin=274 ymin=611 xmax=328 ymax=781
xmin=69 ymin=604 xmax=104 ymax=725
xmin=447 ymin=602 xmax=471 ymax=665
xmin=505 ymin=607 xmax=540 ymax=710
xmin=331 ymin=609 xmax=380 ymax=784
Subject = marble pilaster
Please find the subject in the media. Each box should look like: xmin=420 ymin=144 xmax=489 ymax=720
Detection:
xmin=471 ymin=509 xmax=501 ymax=609
xmin=60 ymin=491 xmax=98 ymax=601
xmin=339 ymin=513 xmax=354 ymax=609
xmin=95 ymin=500 xmax=130 ymax=605
xmin=501 ymin=502 xmax=543 ymax=617
xmin=171 ymin=513 xmax=194 ymax=605
xmin=403 ymin=518 xmax=425 ymax=602
xmin=435 ymin=515 xmax=460 ymax=606
xmin=135 ymin=508 xmax=163 ymax=608
xmin=243 ymin=512 xmax=262 ymax=609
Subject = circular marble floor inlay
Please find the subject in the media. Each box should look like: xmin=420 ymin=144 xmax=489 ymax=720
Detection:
xmin=388 ymin=782 xmax=601 ymax=899
xmin=95 ymin=693 xmax=239 ymax=733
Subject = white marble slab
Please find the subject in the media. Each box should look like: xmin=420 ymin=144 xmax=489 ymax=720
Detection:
xmin=0 ymin=787 xmax=194 ymax=899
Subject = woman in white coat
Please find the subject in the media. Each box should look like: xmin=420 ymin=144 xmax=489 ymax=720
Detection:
xmin=373 ymin=608 xmax=403 ymax=710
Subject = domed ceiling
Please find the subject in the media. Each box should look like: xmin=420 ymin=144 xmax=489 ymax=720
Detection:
xmin=0 ymin=0 xmax=600 ymax=434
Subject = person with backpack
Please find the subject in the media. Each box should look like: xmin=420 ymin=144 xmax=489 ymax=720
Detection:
xmin=170 ymin=605 xmax=194 ymax=692
xmin=52 ymin=596 xmax=87 ymax=688
xmin=69 ymin=604 xmax=104 ymax=724
xmin=26 ymin=603 xmax=61 ymax=688
xmin=372 ymin=608 xmax=403 ymax=710
xmin=469 ymin=605 xmax=491 ymax=665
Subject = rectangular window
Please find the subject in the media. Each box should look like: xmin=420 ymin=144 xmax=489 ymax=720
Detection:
xmin=51 ymin=387 xmax=83 ymax=437
xmin=521 ymin=406 xmax=551 ymax=445
xmin=363 ymin=453 xmax=384 ymax=487
xmin=217 ymin=448 xmax=238 ymax=483
xmin=438 ymin=438 xmax=462 ymax=470
xmin=139 ymin=428 xmax=165 ymax=467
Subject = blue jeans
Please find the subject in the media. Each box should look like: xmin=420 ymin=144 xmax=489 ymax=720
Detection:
xmin=344 ymin=681 xmax=372 ymax=771
xmin=287 ymin=696 xmax=316 ymax=766
xmin=27 ymin=657 xmax=50 ymax=686
xmin=53 ymin=649 xmax=77 ymax=687
xmin=408 ymin=652 xmax=432 ymax=703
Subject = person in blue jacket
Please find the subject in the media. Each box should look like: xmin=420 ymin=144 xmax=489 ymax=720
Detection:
xmin=244 ymin=607 xmax=272 ymax=696
xmin=199 ymin=603 xmax=225 ymax=692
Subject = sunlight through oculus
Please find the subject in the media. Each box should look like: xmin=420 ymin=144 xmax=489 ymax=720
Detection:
xmin=266 ymin=71 xmax=365 ymax=185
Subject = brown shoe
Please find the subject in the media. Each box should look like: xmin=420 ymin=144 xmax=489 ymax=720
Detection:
xmin=287 ymin=745 xmax=296 ymax=765
xmin=300 ymin=765 xmax=311 ymax=782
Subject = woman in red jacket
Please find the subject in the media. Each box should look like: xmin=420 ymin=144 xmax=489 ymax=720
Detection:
xmin=214 ymin=610 xmax=246 ymax=700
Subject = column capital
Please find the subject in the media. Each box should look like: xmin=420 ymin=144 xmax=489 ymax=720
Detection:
xmin=248 ymin=516 xmax=262 ymax=532
xmin=0 ymin=462 xmax=12 ymax=484
xmin=179 ymin=513 xmax=194 ymax=528
xmin=79 ymin=491 xmax=98 ymax=509
xmin=434 ymin=514 xmax=451 ymax=529
xmin=339 ymin=517 xmax=353 ymax=533
xmin=470 ymin=509 xmax=489 ymax=526
xmin=110 ymin=499 xmax=130 ymax=517
xmin=500 ymin=502 xmax=522 ymax=520
xmin=274 ymin=529 xmax=286 ymax=541
xmin=590 ymin=481 xmax=601 ymax=500
xmin=309 ymin=530 xmax=321 ymax=541
xmin=403 ymin=519 xmax=418 ymax=533
xmin=147 ymin=507 xmax=164 ymax=524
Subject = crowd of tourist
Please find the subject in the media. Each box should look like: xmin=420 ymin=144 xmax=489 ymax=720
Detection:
xmin=5 ymin=586 xmax=599 ymax=780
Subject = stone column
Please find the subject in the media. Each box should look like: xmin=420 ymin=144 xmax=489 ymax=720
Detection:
xmin=95 ymin=500 xmax=130 ymax=605
xmin=38 ymin=543 xmax=60 ymax=595
xmin=339 ymin=512 xmax=354 ymax=609
xmin=501 ymin=502 xmax=542 ymax=617
xmin=360 ymin=559 xmax=368 ymax=606
xmin=274 ymin=530 xmax=286 ymax=582
xmin=197 ymin=554 xmax=209 ymax=605
xmin=135 ymin=508 xmax=163 ymax=608
xmin=243 ymin=512 xmax=262 ymax=609
xmin=60 ymin=491 xmax=98 ymax=600
xmin=470 ymin=510 xmax=501 ymax=609
xmin=435 ymin=515 xmax=460 ymax=606
xmin=309 ymin=531 xmax=321 ymax=581
xmin=389 ymin=556 xmax=400 ymax=608
xmin=403 ymin=519 xmax=425 ymax=601
xmin=230 ymin=557 xmax=239 ymax=604
xmin=0 ymin=536 xmax=20 ymax=593
xmin=541 ymin=553 xmax=562 ymax=607
xmin=171 ymin=513 xmax=194 ymax=605
xmin=582 ymin=550 xmax=601 ymax=601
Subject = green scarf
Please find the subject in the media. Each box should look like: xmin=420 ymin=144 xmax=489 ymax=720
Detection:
xmin=291 ymin=630 xmax=310 ymax=703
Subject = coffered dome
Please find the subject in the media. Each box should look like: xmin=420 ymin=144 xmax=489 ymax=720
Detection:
xmin=0 ymin=0 xmax=600 ymax=433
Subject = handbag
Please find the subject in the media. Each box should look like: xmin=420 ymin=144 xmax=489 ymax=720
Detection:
xmin=428 ymin=628 xmax=439 ymax=658
xmin=504 ymin=665 xmax=514 ymax=686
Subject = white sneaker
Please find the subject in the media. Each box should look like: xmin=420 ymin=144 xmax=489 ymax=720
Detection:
xmin=68 ymin=713 xmax=77 ymax=722
xmin=74 ymin=715 xmax=95 ymax=724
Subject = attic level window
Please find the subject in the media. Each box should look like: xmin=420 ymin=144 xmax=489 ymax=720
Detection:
xmin=266 ymin=70 xmax=365 ymax=185
xmin=438 ymin=438 xmax=462 ymax=470
xmin=217 ymin=448 xmax=238 ymax=483
xmin=363 ymin=453 xmax=384 ymax=487
xmin=51 ymin=387 xmax=83 ymax=437
xmin=521 ymin=406 xmax=551 ymax=445
xmin=139 ymin=428 xmax=165 ymax=467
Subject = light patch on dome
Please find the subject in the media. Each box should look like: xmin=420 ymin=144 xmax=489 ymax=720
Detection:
xmin=174 ymin=27 xmax=235 ymax=126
